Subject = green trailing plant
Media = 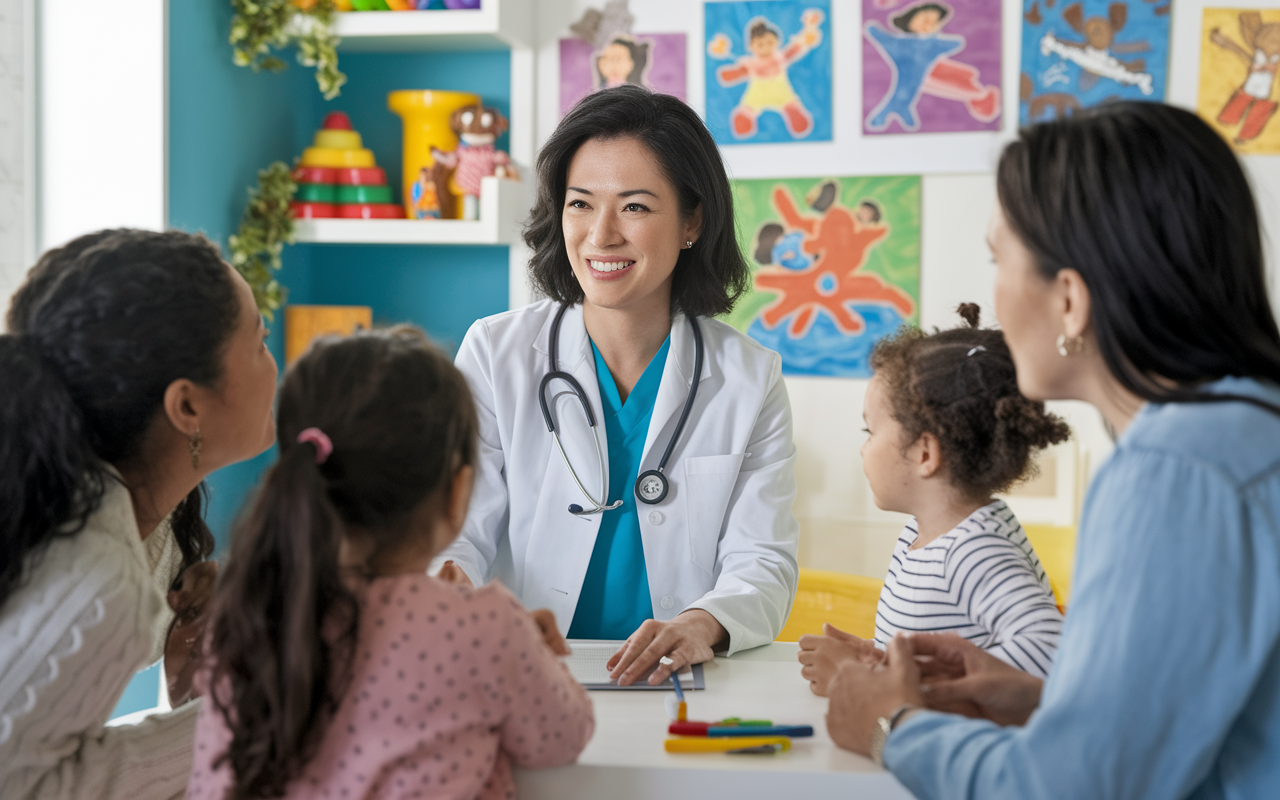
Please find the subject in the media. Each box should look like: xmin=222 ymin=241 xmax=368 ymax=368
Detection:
xmin=230 ymin=0 xmax=347 ymax=100
xmin=229 ymin=162 xmax=297 ymax=319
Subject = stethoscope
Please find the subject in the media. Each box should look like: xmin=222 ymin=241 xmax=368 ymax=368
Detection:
xmin=538 ymin=303 xmax=704 ymax=516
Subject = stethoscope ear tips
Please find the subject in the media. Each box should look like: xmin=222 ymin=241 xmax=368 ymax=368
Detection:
xmin=568 ymin=504 xmax=584 ymax=514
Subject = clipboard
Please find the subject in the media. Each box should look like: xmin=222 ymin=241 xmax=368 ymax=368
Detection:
xmin=563 ymin=640 xmax=707 ymax=691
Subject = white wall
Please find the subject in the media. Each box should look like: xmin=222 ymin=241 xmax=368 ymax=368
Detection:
xmin=531 ymin=0 xmax=1280 ymax=576
xmin=37 ymin=0 xmax=166 ymax=252
xmin=0 ymin=0 xmax=33 ymax=305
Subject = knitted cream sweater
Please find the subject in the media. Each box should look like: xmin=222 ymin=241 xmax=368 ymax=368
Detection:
xmin=0 ymin=476 xmax=199 ymax=800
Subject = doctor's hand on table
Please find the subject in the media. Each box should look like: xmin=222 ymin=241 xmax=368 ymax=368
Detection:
xmin=606 ymin=610 xmax=730 ymax=686
xmin=798 ymin=623 xmax=885 ymax=696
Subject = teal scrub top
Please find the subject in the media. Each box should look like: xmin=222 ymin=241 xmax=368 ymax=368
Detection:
xmin=566 ymin=336 xmax=670 ymax=640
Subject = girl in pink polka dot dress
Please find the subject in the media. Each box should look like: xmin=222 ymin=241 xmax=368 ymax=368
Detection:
xmin=186 ymin=327 xmax=594 ymax=800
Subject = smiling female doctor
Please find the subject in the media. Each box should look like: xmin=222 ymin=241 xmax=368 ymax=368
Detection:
xmin=435 ymin=85 xmax=799 ymax=686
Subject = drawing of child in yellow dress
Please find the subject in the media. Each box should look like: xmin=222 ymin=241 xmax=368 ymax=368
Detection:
xmin=709 ymin=9 xmax=825 ymax=139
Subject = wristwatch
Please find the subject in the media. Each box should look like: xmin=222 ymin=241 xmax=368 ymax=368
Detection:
xmin=869 ymin=703 xmax=920 ymax=767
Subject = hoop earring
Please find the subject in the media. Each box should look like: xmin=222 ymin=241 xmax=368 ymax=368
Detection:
xmin=1056 ymin=334 xmax=1085 ymax=357
xmin=189 ymin=429 xmax=202 ymax=471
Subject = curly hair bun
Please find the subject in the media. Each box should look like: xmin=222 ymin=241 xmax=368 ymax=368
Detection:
xmin=869 ymin=310 xmax=1073 ymax=499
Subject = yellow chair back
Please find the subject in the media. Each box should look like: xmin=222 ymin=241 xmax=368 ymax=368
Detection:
xmin=1022 ymin=524 xmax=1077 ymax=611
xmin=776 ymin=568 xmax=883 ymax=641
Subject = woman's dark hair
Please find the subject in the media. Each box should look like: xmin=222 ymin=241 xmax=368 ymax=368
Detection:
xmin=595 ymin=36 xmax=650 ymax=87
xmin=208 ymin=326 xmax=478 ymax=799
xmin=871 ymin=304 xmax=1072 ymax=499
xmin=998 ymin=101 xmax=1280 ymax=414
xmin=0 ymin=229 xmax=237 ymax=608
xmin=892 ymin=2 xmax=952 ymax=32
xmin=524 ymin=84 xmax=750 ymax=318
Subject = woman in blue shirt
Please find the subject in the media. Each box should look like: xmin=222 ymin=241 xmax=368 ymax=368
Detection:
xmin=822 ymin=102 xmax=1280 ymax=798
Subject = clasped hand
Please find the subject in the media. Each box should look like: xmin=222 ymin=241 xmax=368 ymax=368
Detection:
xmin=819 ymin=632 xmax=1046 ymax=757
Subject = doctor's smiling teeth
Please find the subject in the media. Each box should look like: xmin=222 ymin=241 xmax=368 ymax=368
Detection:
xmin=586 ymin=258 xmax=636 ymax=278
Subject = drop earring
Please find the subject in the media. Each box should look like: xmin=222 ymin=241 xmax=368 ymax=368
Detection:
xmin=1056 ymin=334 xmax=1085 ymax=357
xmin=189 ymin=429 xmax=202 ymax=471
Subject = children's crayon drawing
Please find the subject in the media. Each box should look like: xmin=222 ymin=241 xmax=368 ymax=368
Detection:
xmin=559 ymin=34 xmax=688 ymax=118
xmin=1019 ymin=0 xmax=1170 ymax=124
xmin=722 ymin=176 xmax=920 ymax=378
xmin=704 ymin=0 xmax=833 ymax=144
xmin=1198 ymin=9 xmax=1280 ymax=154
xmin=862 ymin=0 xmax=1002 ymax=134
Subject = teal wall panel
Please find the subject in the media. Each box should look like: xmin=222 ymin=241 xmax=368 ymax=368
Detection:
xmin=169 ymin=1 xmax=513 ymax=554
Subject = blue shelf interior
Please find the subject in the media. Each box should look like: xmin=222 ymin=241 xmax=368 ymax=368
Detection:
xmin=116 ymin=0 xmax=513 ymax=718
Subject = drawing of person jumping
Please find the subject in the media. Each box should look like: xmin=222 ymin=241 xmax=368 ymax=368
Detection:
xmin=708 ymin=9 xmax=825 ymax=139
xmin=864 ymin=2 xmax=1000 ymax=132
xmin=1210 ymin=11 xmax=1280 ymax=145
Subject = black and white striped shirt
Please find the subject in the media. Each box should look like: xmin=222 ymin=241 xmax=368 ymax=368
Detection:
xmin=874 ymin=500 xmax=1063 ymax=678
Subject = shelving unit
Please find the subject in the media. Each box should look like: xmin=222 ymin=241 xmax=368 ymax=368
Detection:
xmin=293 ymin=176 xmax=530 ymax=245
xmin=334 ymin=6 xmax=533 ymax=52
xmin=322 ymin=3 xmax=537 ymax=304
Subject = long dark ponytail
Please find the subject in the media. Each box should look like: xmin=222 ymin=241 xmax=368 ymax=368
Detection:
xmin=1 ymin=229 xmax=239 ymax=609
xmin=997 ymin=101 xmax=1280 ymax=414
xmin=208 ymin=326 xmax=478 ymax=798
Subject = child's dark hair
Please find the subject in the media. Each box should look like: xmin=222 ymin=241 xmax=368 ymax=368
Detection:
xmin=208 ymin=326 xmax=478 ymax=799
xmin=892 ymin=2 xmax=952 ymax=32
xmin=870 ymin=304 xmax=1071 ymax=498
xmin=749 ymin=19 xmax=782 ymax=41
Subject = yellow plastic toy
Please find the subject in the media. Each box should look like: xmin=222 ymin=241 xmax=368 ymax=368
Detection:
xmin=388 ymin=89 xmax=480 ymax=220
xmin=776 ymin=568 xmax=883 ymax=642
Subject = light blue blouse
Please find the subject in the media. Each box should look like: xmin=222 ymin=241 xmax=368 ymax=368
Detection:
xmin=566 ymin=337 xmax=670 ymax=640
xmin=884 ymin=377 xmax=1280 ymax=799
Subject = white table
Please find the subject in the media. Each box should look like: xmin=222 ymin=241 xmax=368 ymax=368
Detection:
xmin=515 ymin=642 xmax=915 ymax=799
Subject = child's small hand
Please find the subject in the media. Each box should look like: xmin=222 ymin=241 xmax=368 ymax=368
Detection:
xmin=437 ymin=560 xmax=474 ymax=588
xmin=797 ymin=624 xmax=883 ymax=697
xmin=707 ymin=33 xmax=732 ymax=59
xmin=529 ymin=608 xmax=571 ymax=656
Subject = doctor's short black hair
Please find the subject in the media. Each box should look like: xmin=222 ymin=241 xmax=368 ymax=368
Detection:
xmin=523 ymin=84 xmax=750 ymax=318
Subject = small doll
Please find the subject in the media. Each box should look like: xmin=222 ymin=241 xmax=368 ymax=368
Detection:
xmin=443 ymin=103 xmax=517 ymax=221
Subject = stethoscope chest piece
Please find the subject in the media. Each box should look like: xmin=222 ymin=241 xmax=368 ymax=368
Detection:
xmin=635 ymin=469 xmax=668 ymax=504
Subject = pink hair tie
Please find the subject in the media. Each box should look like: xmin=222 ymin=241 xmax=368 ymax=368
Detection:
xmin=296 ymin=427 xmax=333 ymax=465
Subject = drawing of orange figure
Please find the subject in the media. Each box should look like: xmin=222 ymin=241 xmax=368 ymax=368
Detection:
xmin=709 ymin=10 xmax=824 ymax=139
xmin=755 ymin=183 xmax=916 ymax=338
xmin=1210 ymin=11 xmax=1280 ymax=145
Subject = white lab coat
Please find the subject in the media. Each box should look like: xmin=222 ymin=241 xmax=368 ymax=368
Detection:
xmin=438 ymin=299 xmax=799 ymax=654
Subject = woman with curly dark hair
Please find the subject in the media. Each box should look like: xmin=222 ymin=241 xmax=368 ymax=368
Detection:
xmin=824 ymin=102 xmax=1280 ymax=800
xmin=799 ymin=304 xmax=1070 ymax=692
xmin=434 ymin=84 xmax=800 ymax=687
xmin=0 ymin=229 xmax=278 ymax=799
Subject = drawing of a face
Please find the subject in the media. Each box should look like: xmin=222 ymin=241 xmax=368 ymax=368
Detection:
xmin=750 ymin=31 xmax=780 ymax=56
xmin=909 ymin=9 xmax=943 ymax=34
xmin=597 ymin=42 xmax=635 ymax=85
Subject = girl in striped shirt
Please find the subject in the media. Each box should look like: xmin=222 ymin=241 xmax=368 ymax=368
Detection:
xmin=800 ymin=304 xmax=1070 ymax=690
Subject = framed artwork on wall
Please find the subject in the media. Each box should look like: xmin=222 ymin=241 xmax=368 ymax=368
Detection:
xmin=862 ymin=0 xmax=1003 ymax=134
xmin=722 ymin=175 xmax=920 ymax=378
xmin=1197 ymin=9 xmax=1280 ymax=154
xmin=558 ymin=33 xmax=688 ymax=118
xmin=704 ymin=0 xmax=833 ymax=144
xmin=1019 ymin=0 xmax=1171 ymax=124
